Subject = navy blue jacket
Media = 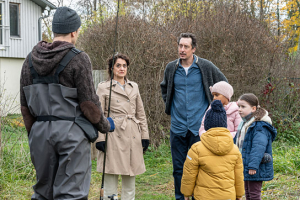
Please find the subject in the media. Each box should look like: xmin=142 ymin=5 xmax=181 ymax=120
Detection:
xmin=234 ymin=121 xmax=277 ymax=181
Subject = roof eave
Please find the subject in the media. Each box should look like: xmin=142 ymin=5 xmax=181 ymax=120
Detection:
xmin=30 ymin=0 xmax=57 ymax=10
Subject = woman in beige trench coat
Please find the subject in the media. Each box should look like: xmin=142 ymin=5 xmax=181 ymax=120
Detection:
xmin=95 ymin=53 xmax=149 ymax=200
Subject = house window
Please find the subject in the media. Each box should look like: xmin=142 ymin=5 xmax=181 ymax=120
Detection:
xmin=10 ymin=3 xmax=20 ymax=37
xmin=0 ymin=3 xmax=3 ymax=44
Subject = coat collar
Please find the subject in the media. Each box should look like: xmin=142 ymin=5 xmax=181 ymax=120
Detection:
xmin=104 ymin=79 xmax=134 ymax=97
xmin=176 ymin=55 xmax=199 ymax=70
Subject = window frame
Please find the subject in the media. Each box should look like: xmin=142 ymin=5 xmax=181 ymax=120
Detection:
xmin=0 ymin=2 xmax=3 ymax=45
xmin=9 ymin=3 xmax=20 ymax=38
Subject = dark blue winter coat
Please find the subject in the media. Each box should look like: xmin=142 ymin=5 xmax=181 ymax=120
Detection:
xmin=234 ymin=120 xmax=277 ymax=181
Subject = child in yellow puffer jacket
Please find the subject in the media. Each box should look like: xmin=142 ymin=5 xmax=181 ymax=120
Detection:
xmin=181 ymin=100 xmax=244 ymax=200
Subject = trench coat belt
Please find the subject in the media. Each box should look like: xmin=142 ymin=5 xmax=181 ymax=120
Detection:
xmin=120 ymin=115 xmax=140 ymax=130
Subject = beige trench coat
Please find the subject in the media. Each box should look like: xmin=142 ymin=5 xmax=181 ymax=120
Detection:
xmin=96 ymin=80 xmax=149 ymax=176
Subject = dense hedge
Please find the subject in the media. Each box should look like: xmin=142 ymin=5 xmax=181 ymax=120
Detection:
xmin=78 ymin=4 xmax=300 ymax=146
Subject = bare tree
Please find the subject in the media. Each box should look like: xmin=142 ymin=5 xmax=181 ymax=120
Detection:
xmin=57 ymin=0 xmax=63 ymax=7
xmin=77 ymin=1 xmax=297 ymax=145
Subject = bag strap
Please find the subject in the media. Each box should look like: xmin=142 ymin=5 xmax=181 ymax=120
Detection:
xmin=36 ymin=115 xmax=75 ymax=121
xmin=54 ymin=48 xmax=82 ymax=78
xmin=28 ymin=52 xmax=39 ymax=80
xmin=28 ymin=48 xmax=82 ymax=84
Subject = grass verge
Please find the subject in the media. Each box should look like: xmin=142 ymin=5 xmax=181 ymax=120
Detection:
xmin=0 ymin=117 xmax=299 ymax=199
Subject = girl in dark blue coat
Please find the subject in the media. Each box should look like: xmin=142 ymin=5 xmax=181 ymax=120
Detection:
xmin=234 ymin=93 xmax=277 ymax=200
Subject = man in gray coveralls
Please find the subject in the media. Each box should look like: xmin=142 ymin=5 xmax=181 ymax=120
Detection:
xmin=20 ymin=7 xmax=114 ymax=199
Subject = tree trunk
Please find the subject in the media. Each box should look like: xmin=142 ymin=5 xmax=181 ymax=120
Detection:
xmin=99 ymin=0 xmax=103 ymax=25
xmin=277 ymin=0 xmax=280 ymax=36
xmin=250 ymin=0 xmax=255 ymax=17
xmin=260 ymin=0 xmax=264 ymax=21
xmin=94 ymin=0 xmax=97 ymax=11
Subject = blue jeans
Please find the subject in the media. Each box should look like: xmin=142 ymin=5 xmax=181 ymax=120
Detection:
xmin=170 ymin=130 xmax=200 ymax=200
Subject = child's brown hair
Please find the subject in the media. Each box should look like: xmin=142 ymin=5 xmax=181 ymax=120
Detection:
xmin=239 ymin=93 xmax=267 ymax=121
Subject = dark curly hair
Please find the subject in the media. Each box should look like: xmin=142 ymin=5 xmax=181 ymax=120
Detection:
xmin=107 ymin=53 xmax=130 ymax=79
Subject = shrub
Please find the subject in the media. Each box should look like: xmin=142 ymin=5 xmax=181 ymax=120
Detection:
xmin=77 ymin=3 xmax=298 ymax=146
xmin=261 ymin=72 xmax=300 ymax=142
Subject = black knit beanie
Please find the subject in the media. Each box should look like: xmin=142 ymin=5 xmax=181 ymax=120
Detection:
xmin=204 ymin=100 xmax=227 ymax=131
xmin=52 ymin=7 xmax=81 ymax=34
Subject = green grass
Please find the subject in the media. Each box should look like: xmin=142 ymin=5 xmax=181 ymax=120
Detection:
xmin=262 ymin=174 xmax=300 ymax=199
xmin=0 ymin=123 xmax=34 ymax=200
xmin=135 ymin=142 xmax=174 ymax=199
xmin=273 ymin=142 xmax=300 ymax=175
xmin=88 ymin=141 xmax=174 ymax=199
xmin=0 ymin=117 xmax=299 ymax=199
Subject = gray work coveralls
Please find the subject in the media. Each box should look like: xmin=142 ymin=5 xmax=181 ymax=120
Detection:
xmin=23 ymin=48 xmax=92 ymax=200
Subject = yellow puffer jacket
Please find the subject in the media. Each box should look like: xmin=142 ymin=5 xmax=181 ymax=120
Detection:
xmin=181 ymin=127 xmax=244 ymax=200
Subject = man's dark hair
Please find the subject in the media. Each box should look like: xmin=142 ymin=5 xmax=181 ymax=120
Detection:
xmin=53 ymin=28 xmax=79 ymax=38
xmin=177 ymin=33 xmax=197 ymax=49
xmin=53 ymin=32 xmax=70 ymax=38
xmin=107 ymin=53 xmax=130 ymax=78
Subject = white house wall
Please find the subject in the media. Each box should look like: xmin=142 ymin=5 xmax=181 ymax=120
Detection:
xmin=0 ymin=57 xmax=24 ymax=114
xmin=0 ymin=0 xmax=42 ymax=58
xmin=0 ymin=0 xmax=43 ymax=115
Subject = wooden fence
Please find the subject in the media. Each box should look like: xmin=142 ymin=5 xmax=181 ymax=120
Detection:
xmin=91 ymin=70 xmax=108 ymax=160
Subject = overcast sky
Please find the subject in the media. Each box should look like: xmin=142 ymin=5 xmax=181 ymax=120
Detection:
xmin=48 ymin=0 xmax=74 ymax=7
xmin=47 ymin=0 xmax=117 ymax=16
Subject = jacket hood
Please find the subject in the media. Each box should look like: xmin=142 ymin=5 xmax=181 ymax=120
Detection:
xmin=264 ymin=122 xmax=277 ymax=142
xmin=249 ymin=111 xmax=277 ymax=142
xmin=260 ymin=110 xmax=272 ymax=125
xmin=224 ymin=102 xmax=239 ymax=115
xmin=30 ymin=41 xmax=75 ymax=76
xmin=201 ymin=127 xmax=233 ymax=156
